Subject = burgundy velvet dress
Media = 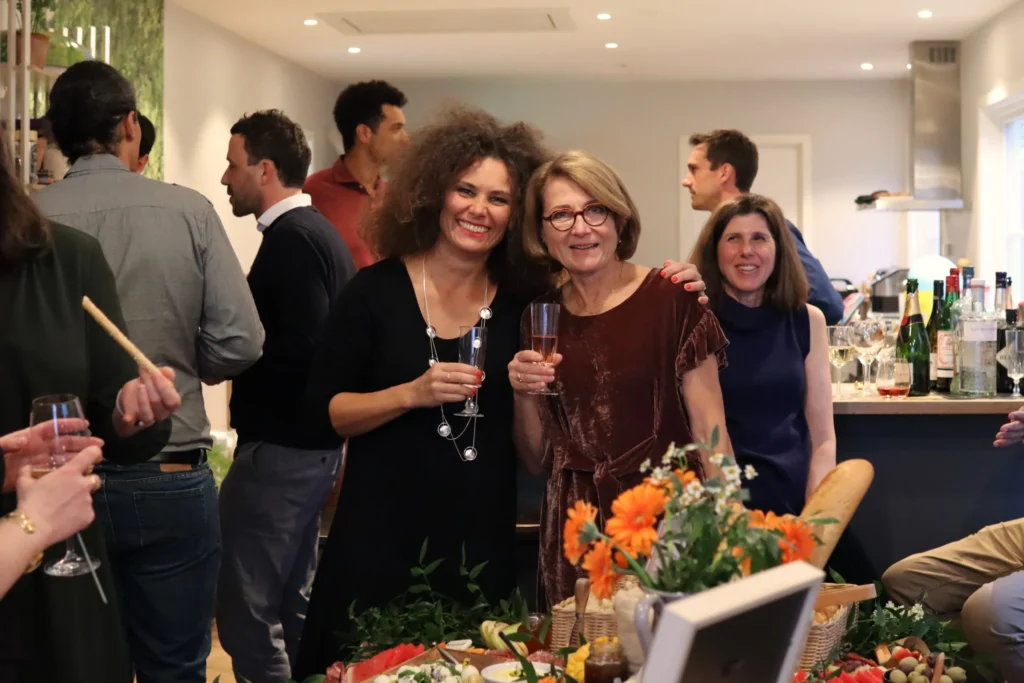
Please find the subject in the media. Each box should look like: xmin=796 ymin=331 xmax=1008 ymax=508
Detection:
xmin=526 ymin=268 xmax=729 ymax=606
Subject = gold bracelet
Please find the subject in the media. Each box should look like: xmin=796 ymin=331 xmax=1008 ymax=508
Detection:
xmin=4 ymin=510 xmax=43 ymax=574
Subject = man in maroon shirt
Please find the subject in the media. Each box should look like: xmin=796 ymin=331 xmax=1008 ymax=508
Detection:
xmin=304 ymin=80 xmax=409 ymax=269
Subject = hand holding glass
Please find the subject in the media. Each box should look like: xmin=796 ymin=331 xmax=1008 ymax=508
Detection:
xmin=529 ymin=303 xmax=560 ymax=396
xmin=28 ymin=394 xmax=101 ymax=578
xmin=455 ymin=326 xmax=487 ymax=418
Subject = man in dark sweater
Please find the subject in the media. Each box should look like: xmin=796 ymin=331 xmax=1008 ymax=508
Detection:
xmin=216 ymin=110 xmax=356 ymax=683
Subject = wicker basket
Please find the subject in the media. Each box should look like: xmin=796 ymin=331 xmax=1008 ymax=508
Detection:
xmin=798 ymin=583 xmax=877 ymax=671
xmin=550 ymin=576 xmax=638 ymax=649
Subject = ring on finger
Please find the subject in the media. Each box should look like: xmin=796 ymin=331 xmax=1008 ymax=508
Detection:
xmin=89 ymin=474 xmax=101 ymax=492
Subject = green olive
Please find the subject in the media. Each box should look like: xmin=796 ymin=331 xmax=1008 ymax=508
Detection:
xmin=900 ymin=657 xmax=920 ymax=673
xmin=946 ymin=667 xmax=967 ymax=683
xmin=888 ymin=670 xmax=909 ymax=683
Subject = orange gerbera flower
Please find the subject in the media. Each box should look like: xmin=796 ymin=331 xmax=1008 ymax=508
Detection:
xmin=775 ymin=516 xmax=817 ymax=563
xmin=605 ymin=483 xmax=666 ymax=557
xmin=731 ymin=546 xmax=752 ymax=576
xmin=582 ymin=540 xmax=617 ymax=600
xmin=746 ymin=509 xmax=768 ymax=528
xmin=564 ymin=501 xmax=598 ymax=565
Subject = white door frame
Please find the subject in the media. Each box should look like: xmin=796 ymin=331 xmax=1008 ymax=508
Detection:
xmin=678 ymin=134 xmax=814 ymax=258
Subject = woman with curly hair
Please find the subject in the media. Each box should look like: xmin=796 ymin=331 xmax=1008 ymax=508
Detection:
xmin=294 ymin=107 xmax=702 ymax=675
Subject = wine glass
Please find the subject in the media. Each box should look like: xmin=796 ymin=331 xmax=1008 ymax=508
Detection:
xmin=876 ymin=358 xmax=912 ymax=399
xmin=455 ymin=326 xmax=487 ymax=418
xmin=529 ymin=303 xmax=560 ymax=396
xmin=851 ymin=321 xmax=885 ymax=394
xmin=827 ymin=326 xmax=853 ymax=396
xmin=998 ymin=329 xmax=1024 ymax=397
xmin=29 ymin=394 xmax=101 ymax=578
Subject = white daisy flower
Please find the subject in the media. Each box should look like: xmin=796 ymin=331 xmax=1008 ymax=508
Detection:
xmin=710 ymin=453 xmax=725 ymax=467
xmin=885 ymin=601 xmax=896 ymax=610
xmin=639 ymin=459 xmax=651 ymax=473
xmin=685 ymin=480 xmax=705 ymax=500
xmin=722 ymin=465 xmax=742 ymax=485
xmin=744 ymin=465 xmax=758 ymax=480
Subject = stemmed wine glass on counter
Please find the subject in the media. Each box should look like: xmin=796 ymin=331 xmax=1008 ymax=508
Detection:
xmin=997 ymin=329 xmax=1024 ymax=397
xmin=827 ymin=326 xmax=854 ymax=396
xmin=850 ymin=320 xmax=885 ymax=394
xmin=529 ymin=303 xmax=560 ymax=396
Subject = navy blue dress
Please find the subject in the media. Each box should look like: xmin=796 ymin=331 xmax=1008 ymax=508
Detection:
xmin=716 ymin=296 xmax=811 ymax=516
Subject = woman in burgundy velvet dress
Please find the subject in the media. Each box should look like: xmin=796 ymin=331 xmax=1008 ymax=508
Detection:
xmin=508 ymin=151 xmax=734 ymax=606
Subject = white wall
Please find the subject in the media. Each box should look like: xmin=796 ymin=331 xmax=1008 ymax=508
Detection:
xmin=392 ymin=78 xmax=911 ymax=285
xmin=959 ymin=0 xmax=1024 ymax=278
xmin=163 ymin=2 xmax=341 ymax=430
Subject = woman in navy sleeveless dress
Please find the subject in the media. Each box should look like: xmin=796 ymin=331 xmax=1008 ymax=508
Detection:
xmin=690 ymin=194 xmax=836 ymax=516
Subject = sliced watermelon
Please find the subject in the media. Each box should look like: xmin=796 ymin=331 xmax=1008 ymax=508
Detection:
xmin=348 ymin=643 xmax=426 ymax=681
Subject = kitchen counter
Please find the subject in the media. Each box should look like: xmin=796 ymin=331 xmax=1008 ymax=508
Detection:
xmin=829 ymin=390 xmax=1024 ymax=588
xmin=833 ymin=391 xmax=1022 ymax=415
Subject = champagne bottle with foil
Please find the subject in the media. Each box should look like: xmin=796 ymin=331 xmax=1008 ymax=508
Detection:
xmin=933 ymin=275 xmax=958 ymax=392
xmin=898 ymin=278 xmax=931 ymax=396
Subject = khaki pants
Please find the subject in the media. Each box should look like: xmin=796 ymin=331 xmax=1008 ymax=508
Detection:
xmin=882 ymin=519 xmax=1024 ymax=682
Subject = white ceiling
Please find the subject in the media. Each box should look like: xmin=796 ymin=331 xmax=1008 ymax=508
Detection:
xmin=169 ymin=0 xmax=1019 ymax=81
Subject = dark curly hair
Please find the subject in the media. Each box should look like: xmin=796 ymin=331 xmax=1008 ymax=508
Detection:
xmin=367 ymin=105 xmax=552 ymax=292
xmin=333 ymin=80 xmax=407 ymax=152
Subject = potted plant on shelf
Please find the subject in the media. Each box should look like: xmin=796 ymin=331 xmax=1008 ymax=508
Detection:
xmin=0 ymin=0 xmax=57 ymax=69
xmin=562 ymin=427 xmax=834 ymax=668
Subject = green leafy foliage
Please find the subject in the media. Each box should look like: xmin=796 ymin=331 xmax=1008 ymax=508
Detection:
xmin=345 ymin=539 xmax=528 ymax=663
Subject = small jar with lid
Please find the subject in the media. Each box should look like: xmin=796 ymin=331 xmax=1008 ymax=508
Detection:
xmin=584 ymin=637 xmax=629 ymax=683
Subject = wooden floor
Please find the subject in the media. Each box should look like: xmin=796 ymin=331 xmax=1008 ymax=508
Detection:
xmin=206 ymin=625 xmax=235 ymax=683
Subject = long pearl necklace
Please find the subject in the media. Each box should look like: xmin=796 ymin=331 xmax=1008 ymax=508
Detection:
xmin=422 ymin=258 xmax=492 ymax=462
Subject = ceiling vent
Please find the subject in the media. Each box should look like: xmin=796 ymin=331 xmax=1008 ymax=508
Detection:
xmin=317 ymin=7 xmax=575 ymax=35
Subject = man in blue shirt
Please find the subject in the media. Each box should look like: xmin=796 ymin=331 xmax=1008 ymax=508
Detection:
xmin=683 ymin=130 xmax=845 ymax=323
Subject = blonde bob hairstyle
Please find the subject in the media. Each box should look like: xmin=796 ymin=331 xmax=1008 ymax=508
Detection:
xmin=522 ymin=151 xmax=641 ymax=267
xmin=688 ymin=193 xmax=808 ymax=314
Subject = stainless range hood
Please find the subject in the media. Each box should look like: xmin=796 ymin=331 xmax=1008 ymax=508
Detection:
xmin=861 ymin=41 xmax=965 ymax=211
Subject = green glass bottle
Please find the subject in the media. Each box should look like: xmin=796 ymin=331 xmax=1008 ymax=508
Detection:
xmin=898 ymin=278 xmax=932 ymax=396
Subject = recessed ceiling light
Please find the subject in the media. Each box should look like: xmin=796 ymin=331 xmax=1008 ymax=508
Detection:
xmin=303 ymin=18 xmax=318 ymax=26
xmin=605 ymin=42 xmax=618 ymax=49
xmin=597 ymin=12 xmax=611 ymax=20
xmin=917 ymin=9 xmax=933 ymax=18
xmin=348 ymin=47 xmax=361 ymax=54
xmin=907 ymin=63 xmax=913 ymax=70
xmin=861 ymin=62 xmax=874 ymax=71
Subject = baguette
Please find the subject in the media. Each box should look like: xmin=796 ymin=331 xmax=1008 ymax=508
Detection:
xmin=799 ymin=459 xmax=875 ymax=569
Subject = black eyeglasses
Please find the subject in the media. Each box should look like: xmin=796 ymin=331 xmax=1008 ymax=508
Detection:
xmin=543 ymin=204 xmax=611 ymax=231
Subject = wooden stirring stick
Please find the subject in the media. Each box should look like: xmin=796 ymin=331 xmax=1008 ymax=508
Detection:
xmin=81 ymin=296 xmax=161 ymax=374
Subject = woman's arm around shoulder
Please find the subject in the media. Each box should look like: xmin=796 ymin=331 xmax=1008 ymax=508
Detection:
xmin=803 ymin=304 xmax=837 ymax=498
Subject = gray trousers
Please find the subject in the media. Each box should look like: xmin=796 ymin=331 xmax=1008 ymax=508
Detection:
xmin=883 ymin=519 xmax=1024 ymax=682
xmin=216 ymin=441 xmax=341 ymax=683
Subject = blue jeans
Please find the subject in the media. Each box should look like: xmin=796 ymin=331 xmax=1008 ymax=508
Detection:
xmin=94 ymin=461 xmax=221 ymax=683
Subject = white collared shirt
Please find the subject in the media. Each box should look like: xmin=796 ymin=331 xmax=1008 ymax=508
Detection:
xmin=256 ymin=193 xmax=312 ymax=232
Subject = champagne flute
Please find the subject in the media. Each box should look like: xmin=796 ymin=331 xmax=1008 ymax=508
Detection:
xmin=455 ymin=326 xmax=487 ymax=418
xmin=29 ymin=394 xmax=101 ymax=578
xmin=827 ymin=326 xmax=854 ymax=396
xmin=529 ymin=303 xmax=560 ymax=396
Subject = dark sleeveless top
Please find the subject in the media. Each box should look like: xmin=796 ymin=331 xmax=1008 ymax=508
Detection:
xmin=716 ymin=296 xmax=811 ymax=517
xmin=530 ymin=269 xmax=729 ymax=606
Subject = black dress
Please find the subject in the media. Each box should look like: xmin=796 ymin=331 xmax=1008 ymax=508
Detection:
xmin=0 ymin=223 xmax=170 ymax=682
xmin=294 ymin=259 xmax=524 ymax=677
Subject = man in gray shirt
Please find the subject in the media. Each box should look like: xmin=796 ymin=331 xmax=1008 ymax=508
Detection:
xmin=34 ymin=61 xmax=264 ymax=683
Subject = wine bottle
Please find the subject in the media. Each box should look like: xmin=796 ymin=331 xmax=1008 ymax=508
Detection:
xmin=996 ymin=273 xmax=1014 ymax=393
xmin=898 ymin=278 xmax=932 ymax=396
xmin=934 ymin=275 xmax=958 ymax=393
xmin=928 ymin=279 xmax=945 ymax=390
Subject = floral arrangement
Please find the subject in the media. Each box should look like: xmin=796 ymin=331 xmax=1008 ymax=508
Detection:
xmin=564 ymin=428 xmax=830 ymax=599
